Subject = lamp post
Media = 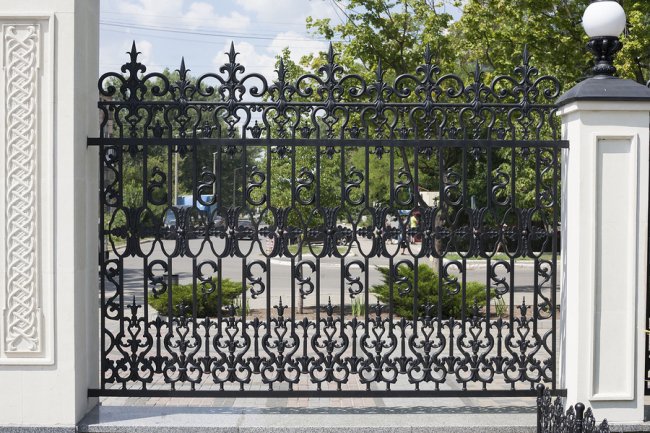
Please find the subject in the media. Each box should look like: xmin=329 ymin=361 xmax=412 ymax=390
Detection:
xmin=212 ymin=151 xmax=218 ymax=199
xmin=232 ymin=165 xmax=246 ymax=207
xmin=582 ymin=0 xmax=627 ymax=77
xmin=174 ymin=151 xmax=179 ymax=205
xmin=557 ymin=0 xmax=650 ymax=422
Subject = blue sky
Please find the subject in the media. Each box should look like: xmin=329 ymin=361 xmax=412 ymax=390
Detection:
xmin=100 ymin=0 xmax=341 ymax=78
xmin=100 ymin=0 xmax=463 ymax=79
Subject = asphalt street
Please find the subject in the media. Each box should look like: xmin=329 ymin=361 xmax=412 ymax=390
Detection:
xmin=111 ymin=237 xmax=558 ymax=311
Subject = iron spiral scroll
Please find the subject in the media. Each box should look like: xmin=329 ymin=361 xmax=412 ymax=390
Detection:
xmin=93 ymin=41 xmax=565 ymax=397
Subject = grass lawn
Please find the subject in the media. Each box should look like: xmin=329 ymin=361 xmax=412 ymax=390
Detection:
xmin=443 ymin=252 xmax=556 ymax=261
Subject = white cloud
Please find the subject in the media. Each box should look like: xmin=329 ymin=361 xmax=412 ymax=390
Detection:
xmin=102 ymin=0 xmax=339 ymax=76
xmin=213 ymin=41 xmax=276 ymax=83
xmin=211 ymin=31 xmax=328 ymax=82
xmin=231 ymin=0 xmax=339 ymax=71
xmin=100 ymin=38 xmax=155 ymax=72
xmin=182 ymin=3 xmax=251 ymax=31
xmin=136 ymin=40 xmax=154 ymax=65
xmin=116 ymin=0 xmax=183 ymax=26
xmin=235 ymin=0 xmax=339 ymax=30
xmin=268 ymin=31 xmax=327 ymax=64
xmin=116 ymin=0 xmax=251 ymax=31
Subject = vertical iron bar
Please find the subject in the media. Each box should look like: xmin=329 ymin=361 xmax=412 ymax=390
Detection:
xmin=509 ymin=143 xmax=516 ymax=377
xmin=99 ymin=142 xmax=106 ymax=390
xmin=340 ymin=141 xmax=345 ymax=333
xmin=142 ymin=137 xmax=150 ymax=388
xmin=533 ymin=147 xmax=541 ymax=340
xmin=364 ymin=142 xmax=370 ymax=325
xmin=551 ymin=145 xmax=559 ymax=390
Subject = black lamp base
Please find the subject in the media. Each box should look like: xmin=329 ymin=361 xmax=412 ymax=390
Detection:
xmin=586 ymin=37 xmax=623 ymax=77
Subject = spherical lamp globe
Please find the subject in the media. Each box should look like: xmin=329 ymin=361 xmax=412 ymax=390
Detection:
xmin=582 ymin=0 xmax=626 ymax=38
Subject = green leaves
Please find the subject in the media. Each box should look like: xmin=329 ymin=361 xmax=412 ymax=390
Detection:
xmin=305 ymin=0 xmax=649 ymax=87
xmin=306 ymin=0 xmax=457 ymax=79
xmin=453 ymin=0 xmax=649 ymax=86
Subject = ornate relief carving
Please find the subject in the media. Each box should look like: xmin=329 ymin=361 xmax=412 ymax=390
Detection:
xmin=3 ymin=24 xmax=40 ymax=353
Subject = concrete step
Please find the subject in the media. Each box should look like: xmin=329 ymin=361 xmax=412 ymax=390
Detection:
xmin=79 ymin=405 xmax=539 ymax=433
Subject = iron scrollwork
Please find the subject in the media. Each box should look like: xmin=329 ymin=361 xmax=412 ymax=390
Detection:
xmin=96 ymin=41 xmax=563 ymax=397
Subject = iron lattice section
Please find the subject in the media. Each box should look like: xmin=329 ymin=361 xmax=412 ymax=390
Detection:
xmin=95 ymin=42 xmax=562 ymax=396
xmin=98 ymin=42 xmax=561 ymax=142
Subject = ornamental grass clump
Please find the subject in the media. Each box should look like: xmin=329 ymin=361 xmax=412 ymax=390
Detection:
xmin=371 ymin=264 xmax=487 ymax=320
xmin=148 ymin=278 xmax=245 ymax=318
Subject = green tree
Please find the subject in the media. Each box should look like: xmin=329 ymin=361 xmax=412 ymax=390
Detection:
xmin=103 ymin=67 xmax=262 ymax=214
xmin=263 ymin=51 xmax=361 ymax=226
xmin=300 ymin=0 xmax=649 ymax=217
xmin=452 ymin=0 xmax=650 ymax=86
xmin=306 ymin=0 xmax=460 ymax=78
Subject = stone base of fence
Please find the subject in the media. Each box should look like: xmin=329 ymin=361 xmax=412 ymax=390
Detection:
xmin=73 ymin=405 xmax=650 ymax=433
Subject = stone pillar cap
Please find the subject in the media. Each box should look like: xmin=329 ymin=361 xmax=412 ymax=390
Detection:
xmin=556 ymin=76 xmax=650 ymax=106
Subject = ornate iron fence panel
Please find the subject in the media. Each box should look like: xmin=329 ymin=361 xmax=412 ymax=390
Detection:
xmin=90 ymin=42 xmax=566 ymax=398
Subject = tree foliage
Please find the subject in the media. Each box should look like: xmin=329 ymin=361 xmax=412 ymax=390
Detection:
xmin=306 ymin=0 xmax=650 ymax=85
xmin=306 ymin=0 xmax=460 ymax=78
xmin=452 ymin=0 xmax=650 ymax=86
xmin=281 ymin=0 xmax=650 ymax=217
xmin=104 ymin=68 xmax=262 ymax=215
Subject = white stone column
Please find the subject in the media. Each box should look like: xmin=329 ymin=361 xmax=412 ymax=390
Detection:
xmin=558 ymin=78 xmax=650 ymax=423
xmin=0 ymin=0 xmax=99 ymax=429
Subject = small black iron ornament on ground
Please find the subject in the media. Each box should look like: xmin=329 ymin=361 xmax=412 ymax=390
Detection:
xmin=537 ymin=385 xmax=611 ymax=433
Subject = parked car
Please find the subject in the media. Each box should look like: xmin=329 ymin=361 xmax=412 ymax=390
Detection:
xmin=237 ymin=218 xmax=254 ymax=240
xmin=213 ymin=215 xmax=225 ymax=228
xmin=162 ymin=206 xmax=212 ymax=239
xmin=162 ymin=208 xmax=179 ymax=239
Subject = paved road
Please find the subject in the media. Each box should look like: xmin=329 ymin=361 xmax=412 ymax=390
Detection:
xmin=112 ymin=237 xmax=559 ymax=310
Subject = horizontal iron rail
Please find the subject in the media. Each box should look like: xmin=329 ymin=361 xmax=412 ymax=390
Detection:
xmin=89 ymin=389 xmax=567 ymax=398
xmin=88 ymin=137 xmax=569 ymax=148
xmin=97 ymin=101 xmax=559 ymax=108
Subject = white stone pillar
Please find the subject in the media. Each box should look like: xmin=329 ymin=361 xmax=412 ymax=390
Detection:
xmin=558 ymin=78 xmax=650 ymax=423
xmin=0 ymin=0 xmax=99 ymax=429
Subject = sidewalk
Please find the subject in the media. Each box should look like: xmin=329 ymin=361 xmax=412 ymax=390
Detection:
xmin=79 ymin=397 xmax=650 ymax=433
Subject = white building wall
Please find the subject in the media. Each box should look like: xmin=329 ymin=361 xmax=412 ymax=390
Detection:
xmin=0 ymin=0 xmax=99 ymax=427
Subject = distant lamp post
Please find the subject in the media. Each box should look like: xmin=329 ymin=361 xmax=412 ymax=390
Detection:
xmin=232 ymin=165 xmax=247 ymax=207
xmin=582 ymin=0 xmax=627 ymax=77
xmin=212 ymin=151 xmax=218 ymax=199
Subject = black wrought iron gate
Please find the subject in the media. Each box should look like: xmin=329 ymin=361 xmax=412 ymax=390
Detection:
xmin=90 ymin=42 xmax=566 ymax=398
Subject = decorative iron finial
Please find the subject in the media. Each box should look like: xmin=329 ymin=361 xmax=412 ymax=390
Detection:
xmin=473 ymin=61 xmax=481 ymax=83
xmin=178 ymin=57 xmax=188 ymax=78
xmin=227 ymin=41 xmax=238 ymax=63
xmin=276 ymin=58 xmax=286 ymax=82
xmin=326 ymin=42 xmax=335 ymax=64
xmin=128 ymin=40 xmax=139 ymax=63
xmin=522 ymin=44 xmax=531 ymax=66
xmin=375 ymin=57 xmax=383 ymax=81
xmin=423 ymin=43 xmax=433 ymax=65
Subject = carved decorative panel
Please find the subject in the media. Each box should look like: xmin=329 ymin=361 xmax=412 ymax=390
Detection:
xmin=3 ymin=24 xmax=40 ymax=354
xmin=0 ymin=16 xmax=53 ymax=364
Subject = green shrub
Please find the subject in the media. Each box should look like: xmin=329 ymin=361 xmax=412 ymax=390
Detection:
xmin=351 ymin=296 xmax=366 ymax=317
xmin=371 ymin=264 xmax=487 ymax=319
xmin=493 ymin=296 xmax=508 ymax=317
xmin=148 ymin=278 xmax=245 ymax=317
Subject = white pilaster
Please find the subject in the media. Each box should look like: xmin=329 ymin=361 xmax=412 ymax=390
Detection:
xmin=0 ymin=0 xmax=99 ymax=429
xmin=559 ymin=99 xmax=650 ymax=422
